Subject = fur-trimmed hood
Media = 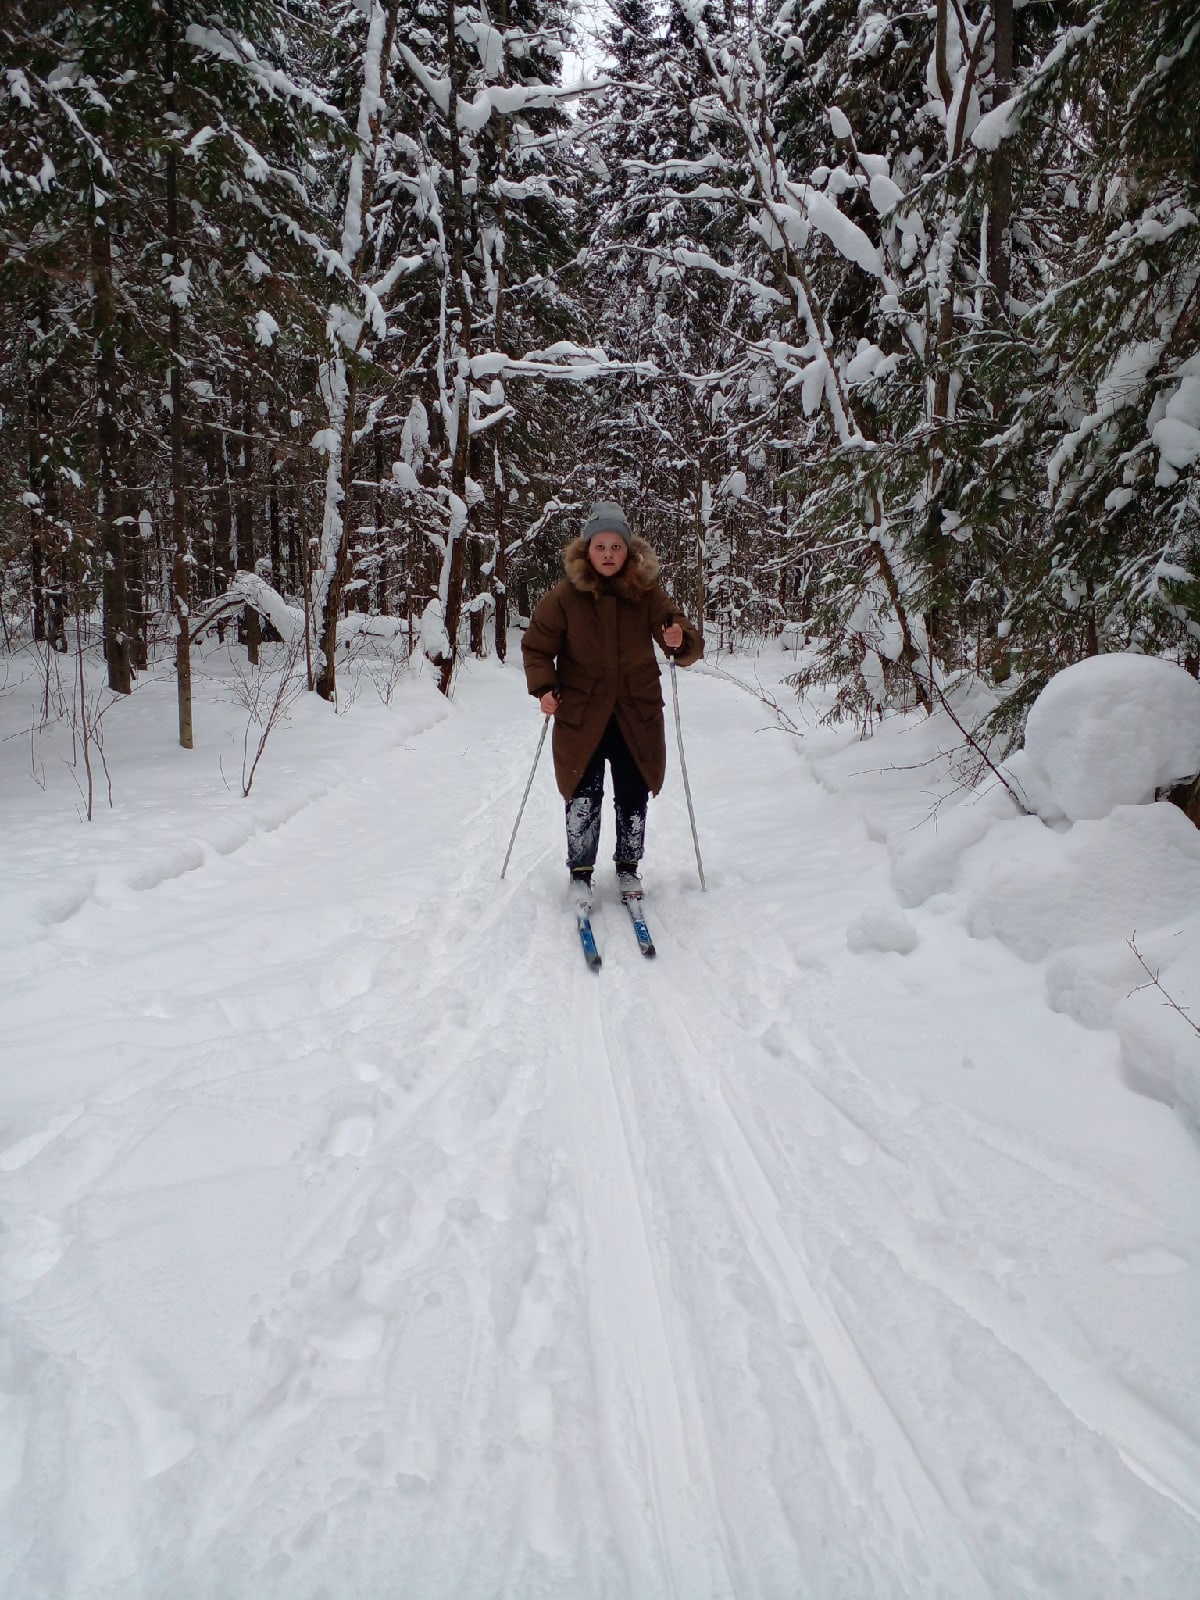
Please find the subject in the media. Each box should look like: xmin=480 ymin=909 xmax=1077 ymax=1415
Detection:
xmin=563 ymin=535 xmax=661 ymax=600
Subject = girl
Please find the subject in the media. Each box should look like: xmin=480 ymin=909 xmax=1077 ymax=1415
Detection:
xmin=522 ymin=500 xmax=703 ymax=907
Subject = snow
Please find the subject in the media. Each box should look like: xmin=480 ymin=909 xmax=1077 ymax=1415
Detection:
xmin=1049 ymin=339 xmax=1166 ymax=492
xmin=868 ymin=170 xmax=904 ymax=216
xmin=846 ymin=904 xmax=918 ymax=955
xmin=1 ymin=641 xmax=1199 ymax=1597
xmin=1153 ymin=355 xmax=1200 ymax=483
xmin=418 ymin=596 xmax=451 ymax=659
xmin=791 ymin=184 xmax=885 ymax=278
xmin=1020 ymin=652 xmax=1200 ymax=821
xmin=845 ymin=338 xmax=887 ymax=383
xmin=184 ymin=25 xmax=341 ymax=121
xmin=252 ymin=309 xmax=279 ymax=347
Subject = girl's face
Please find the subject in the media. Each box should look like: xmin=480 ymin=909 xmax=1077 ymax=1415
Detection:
xmin=588 ymin=534 xmax=628 ymax=577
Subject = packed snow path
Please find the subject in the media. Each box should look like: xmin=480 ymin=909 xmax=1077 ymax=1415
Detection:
xmin=2 ymin=656 xmax=1199 ymax=1598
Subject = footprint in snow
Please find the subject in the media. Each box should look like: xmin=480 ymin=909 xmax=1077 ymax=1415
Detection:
xmin=310 ymin=1313 xmax=385 ymax=1362
xmin=321 ymin=1107 xmax=377 ymax=1160
xmin=2 ymin=1211 xmax=73 ymax=1282
xmin=0 ymin=1109 xmax=82 ymax=1172
xmin=1110 ymin=1245 xmax=1188 ymax=1276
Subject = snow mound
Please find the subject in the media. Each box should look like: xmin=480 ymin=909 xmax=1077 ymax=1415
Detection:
xmin=1021 ymin=654 xmax=1200 ymax=822
xmin=846 ymin=904 xmax=918 ymax=955
xmin=811 ymin=681 xmax=1200 ymax=1132
xmin=964 ymin=802 xmax=1200 ymax=962
xmin=1113 ymin=919 xmax=1200 ymax=1129
xmin=889 ymin=787 xmax=1013 ymax=906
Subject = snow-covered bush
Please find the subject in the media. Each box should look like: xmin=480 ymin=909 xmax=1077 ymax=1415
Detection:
xmin=1018 ymin=653 xmax=1200 ymax=822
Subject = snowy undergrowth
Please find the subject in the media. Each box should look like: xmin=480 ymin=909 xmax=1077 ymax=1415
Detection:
xmin=0 ymin=640 xmax=449 ymax=965
xmin=802 ymin=659 xmax=1200 ymax=1131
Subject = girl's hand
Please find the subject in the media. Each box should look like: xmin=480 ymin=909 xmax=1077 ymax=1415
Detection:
xmin=539 ymin=690 xmax=560 ymax=716
xmin=662 ymin=621 xmax=684 ymax=651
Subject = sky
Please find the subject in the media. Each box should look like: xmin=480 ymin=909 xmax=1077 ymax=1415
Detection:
xmin=561 ymin=0 xmax=611 ymax=87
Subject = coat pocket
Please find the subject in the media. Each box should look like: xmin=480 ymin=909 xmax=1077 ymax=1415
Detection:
xmin=555 ymin=692 xmax=586 ymax=729
xmin=556 ymin=666 xmax=598 ymax=728
xmin=624 ymin=663 xmax=664 ymax=716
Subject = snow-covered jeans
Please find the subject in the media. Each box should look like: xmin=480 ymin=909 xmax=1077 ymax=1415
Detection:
xmin=565 ymin=717 xmax=648 ymax=872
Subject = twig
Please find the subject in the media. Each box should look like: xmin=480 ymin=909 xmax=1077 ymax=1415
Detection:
xmin=239 ymin=636 xmax=305 ymax=796
xmin=698 ymin=660 xmax=803 ymax=736
xmin=1128 ymin=933 xmax=1200 ymax=1038
xmin=929 ymin=676 xmax=1031 ymax=814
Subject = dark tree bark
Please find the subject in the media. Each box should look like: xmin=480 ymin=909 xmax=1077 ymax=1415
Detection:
xmin=490 ymin=0 xmax=510 ymax=664
xmin=268 ymin=449 xmax=284 ymax=600
xmin=493 ymin=452 xmax=509 ymax=663
xmin=987 ymin=0 xmax=1014 ymax=307
xmin=436 ymin=0 xmax=474 ymax=696
xmin=164 ymin=3 xmax=193 ymax=745
xmin=315 ymin=363 xmax=357 ymax=700
xmin=235 ymin=375 xmax=260 ymax=665
xmin=91 ymin=184 xmax=133 ymax=694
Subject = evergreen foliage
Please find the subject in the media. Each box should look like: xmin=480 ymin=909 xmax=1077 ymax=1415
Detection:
xmin=0 ymin=0 xmax=1196 ymax=755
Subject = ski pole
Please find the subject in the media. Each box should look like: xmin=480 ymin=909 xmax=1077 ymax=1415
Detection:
xmin=500 ymin=714 xmax=550 ymax=879
xmin=668 ymin=649 xmax=707 ymax=891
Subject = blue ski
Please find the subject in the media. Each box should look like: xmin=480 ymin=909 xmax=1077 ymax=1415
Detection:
xmin=621 ymin=893 xmax=656 ymax=958
xmin=577 ymin=912 xmax=602 ymax=970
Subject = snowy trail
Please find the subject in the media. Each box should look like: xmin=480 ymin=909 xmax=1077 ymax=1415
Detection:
xmin=2 ymin=656 xmax=1199 ymax=1597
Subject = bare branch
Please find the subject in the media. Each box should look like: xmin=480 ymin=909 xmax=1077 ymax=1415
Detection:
xmin=1128 ymin=934 xmax=1200 ymax=1038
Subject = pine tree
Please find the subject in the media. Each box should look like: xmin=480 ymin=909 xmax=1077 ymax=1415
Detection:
xmin=1 ymin=0 xmax=346 ymax=727
xmin=391 ymin=0 xmax=584 ymax=691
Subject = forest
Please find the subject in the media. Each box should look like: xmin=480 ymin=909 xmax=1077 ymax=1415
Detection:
xmin=2 ymin=0 xmax=1198 ymax=749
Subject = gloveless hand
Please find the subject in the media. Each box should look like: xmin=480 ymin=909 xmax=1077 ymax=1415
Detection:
xmin=662 ymin=622 xmax=684 ymax=651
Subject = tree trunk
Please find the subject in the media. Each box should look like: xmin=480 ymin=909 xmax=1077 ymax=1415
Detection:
xmin=694 ymin=461 xmax=707 ymax=641
xmin=236 ymin=376 xmax=260 ymax=665
xmin=27 ymin=381 xmax=46 ymax=643
xmin=315 ymin=363 xmax=356 ymax=700
xmin=313 ymin=0 xmax=401 ymax=702
xmin=169 ymin=224 xmax=194 ymax=747
xmin=493 ymin=448 xmax=508 ymax=663
xmin=373 ymin=432 xmax=388 ymax=615
xmin=267 ymin=474 xmax=283 ymax=612
xmin=91 ymin=185 xmax=133 ymax=694
xmin=436 ymin=0 xmax=475 ymax=697
xmin=468 ymin=534 xmax=485 ymax=656
xmin=215 ymin=424 xmax=235 ymax=622
xmin=490 ymin=0 xmax=510 ymax=666
xmin=26 ymin=300 xmax=62 ymax=647
xmin=987 ymin=0 xmax=1014 ymax=308
xmin=934 ymin=0 xmax=954 ymax=108
xmin=128 ymin=488 xmax=150 ymax=672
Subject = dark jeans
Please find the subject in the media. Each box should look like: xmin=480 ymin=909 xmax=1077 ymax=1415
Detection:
xmin=566 ymin=717 xmax=649 ymax=873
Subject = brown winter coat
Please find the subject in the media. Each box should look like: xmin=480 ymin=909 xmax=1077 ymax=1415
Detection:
xmin=522 ymin=536 xmax=703 ymax=800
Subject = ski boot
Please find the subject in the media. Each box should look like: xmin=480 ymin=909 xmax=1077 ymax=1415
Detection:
xmin=615 ymin=861 xmax=643 ymax=901
xmin=570 ymin=867 xmax=594 ymax=917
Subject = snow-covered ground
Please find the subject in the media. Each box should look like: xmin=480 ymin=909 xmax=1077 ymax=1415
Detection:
xmin=1 ymin=637 xmax=1198 ymax=1599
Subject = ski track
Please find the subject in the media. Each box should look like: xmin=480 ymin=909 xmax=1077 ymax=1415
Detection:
xmin=2 ymin=664 xmax=1199 ymax=1599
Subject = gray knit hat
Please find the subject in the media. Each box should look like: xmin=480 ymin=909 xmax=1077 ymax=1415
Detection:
xmin=582 ymin=499 xmax=631 ymax=543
